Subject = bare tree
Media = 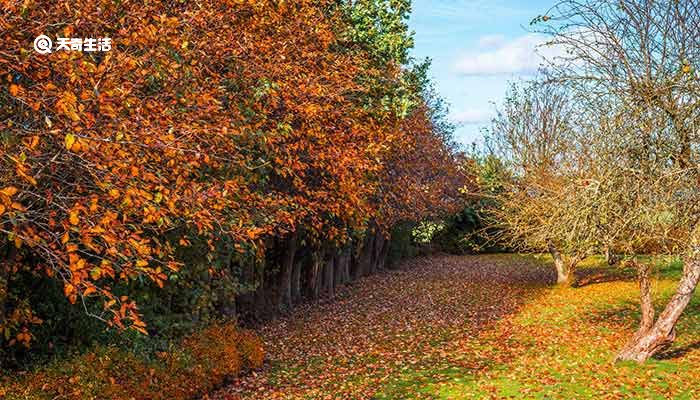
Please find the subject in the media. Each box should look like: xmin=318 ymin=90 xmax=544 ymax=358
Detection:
xmin=485 ymin=81 xmax=585 ymax=284
xmin=531 ymin=0 xmax=700 ymax=361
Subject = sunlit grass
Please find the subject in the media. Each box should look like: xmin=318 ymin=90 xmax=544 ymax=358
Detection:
xmin=374 ymin=257 xmax=700 ymax=399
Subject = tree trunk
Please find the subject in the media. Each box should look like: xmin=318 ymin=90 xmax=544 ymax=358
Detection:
xmin=378 ymin=234 xmax=390 ymax=270
xmin=307 ymin=250 xmax=323 ymax=299
xmin=548 ymin=242 xmax=568 ymax=284
xmin=373 ymin=232 xmax=386 ymax=271
xmin=252 ymin=259 xmax=267 ymax=320
xmin=344 ymin=247 xmax=352 ymax=282
xmin=324 ymin=256 xmax=335 ymax=297
xmin=619 ymin=261 xmax=655 ymax=340
xmin=355 ymin=232 xmax=373 ymax=279
xmin=291 ymin=259 xmax=302 ymax=303
xmin=278 ymin=232 xmax=298 ymax=312
xmin=372 ymin=232 xmax=381 ymax=271
xmin=636 ymin=262 xmax=655 ymax=332
xmin=604 ymin=245 xmax=619 ymax=266
xmin=339 ymin=247 xmax=351 ymax=284
xmin=366 ymin=231 xmax=377 ymax=275
xmin=616 ymin=259 xmax=700 ymax=362
xmin=333 ymin=252 xmax=344 ymax=288
xmin=567 ymin=253 xmax=583 ymax=283
xmin=349 ymin=240 xmax=361 ymax=281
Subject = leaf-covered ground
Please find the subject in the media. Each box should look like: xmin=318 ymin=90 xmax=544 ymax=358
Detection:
xmin=209 ymin=255 xmax=700 ymax=399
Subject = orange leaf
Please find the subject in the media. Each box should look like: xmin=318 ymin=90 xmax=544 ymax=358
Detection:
xmin=0 ymin=187 xmax=18 ymax=197
xmin=69 ymin=210 xmax=79 ymax=225
xmin=64 ymin=283 xmax=75 ymax=297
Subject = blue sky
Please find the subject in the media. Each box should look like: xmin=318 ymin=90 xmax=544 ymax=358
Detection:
xmin=408 ymin=0 xmax=556 ymax=147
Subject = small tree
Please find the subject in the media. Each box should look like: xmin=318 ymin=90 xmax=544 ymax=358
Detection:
xmin=485 ymin=81 xmax=585 ymax=284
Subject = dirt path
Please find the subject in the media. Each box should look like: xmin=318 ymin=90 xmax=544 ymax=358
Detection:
xmin=209 ymin=254 xmax=553 ymax=400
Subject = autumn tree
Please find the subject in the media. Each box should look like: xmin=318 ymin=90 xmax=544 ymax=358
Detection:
xmin=0 ymin=0 xmax=466 ymax=360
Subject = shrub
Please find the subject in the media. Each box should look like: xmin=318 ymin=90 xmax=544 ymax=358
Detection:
xmin=0 ymin=324 xmax=263 ymax=400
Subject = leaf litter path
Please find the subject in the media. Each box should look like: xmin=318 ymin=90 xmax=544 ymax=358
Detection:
xmin=209 ymin=254 xmax=554 ymax=400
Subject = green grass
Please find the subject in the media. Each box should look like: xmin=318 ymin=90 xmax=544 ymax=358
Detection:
xmin=373 ymin=256 xmax=700 ymax=399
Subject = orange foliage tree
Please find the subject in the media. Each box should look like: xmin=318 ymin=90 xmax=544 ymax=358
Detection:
xmin=0 ymin=0 xmax=467 ymax=354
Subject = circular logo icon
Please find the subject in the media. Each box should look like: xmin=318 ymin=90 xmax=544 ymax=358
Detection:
xmin=34 ymin=35 xmax=53 ymax=54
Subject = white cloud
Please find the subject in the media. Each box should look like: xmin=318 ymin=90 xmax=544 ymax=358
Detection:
xmin=452 ymin=108 xmax=494 ymax=125
xmin=454 ymin=34 xmax=566 ymax=76
xmin=477 ymin=34 xmax=506 ymax=50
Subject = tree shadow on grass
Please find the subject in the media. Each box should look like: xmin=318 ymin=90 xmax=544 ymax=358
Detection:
xmin=569 ymin=256 xmax=683 ymax=288
xmin=585 ymin=299 xmax=640 ymax=329
xmin=655 ymin=341 xmax=700 ymax=360
xmin=571 ymin=267 xmax=636 ymax=288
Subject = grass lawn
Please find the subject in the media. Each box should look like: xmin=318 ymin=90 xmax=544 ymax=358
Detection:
xmin=212 ymin=254 xmax=700 ymax=400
